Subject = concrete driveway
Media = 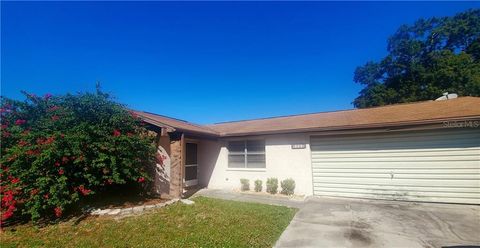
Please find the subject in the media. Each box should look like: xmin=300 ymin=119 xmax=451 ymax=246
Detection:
xmin=275 ymin=197 xmax=480 ymax=248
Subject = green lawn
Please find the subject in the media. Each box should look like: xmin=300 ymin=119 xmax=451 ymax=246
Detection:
xmin=1 ymin=197 xmax=297 ymax=248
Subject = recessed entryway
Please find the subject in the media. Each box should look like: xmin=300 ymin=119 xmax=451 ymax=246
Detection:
xmin=185 ymin=142 xmax=198 ymax=187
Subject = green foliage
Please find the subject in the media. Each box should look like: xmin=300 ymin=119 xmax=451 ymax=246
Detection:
xmin=266 ymin=178 xmax=278 ymax=194
xmin=354 ymin=9 xmax=480 ymax=108
xmin=240 ymin=179 xmax=250 ymax=191
xmin=254 ymin=179 xmax=263 ymax=192
xmin=0 ymin=90 xmax=156 ymax=223
xmin=280 ymin=179 xmax=296 ymax=196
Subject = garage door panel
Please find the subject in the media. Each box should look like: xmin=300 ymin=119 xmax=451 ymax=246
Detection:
xmin=312 ymin=149 xmax=480 ymax=158
xmin=311 ymin=128 xmax=480 ymax=204
xmin=311 ymin=161 xmax=479 ymax=169
xmin=311 ymin=140 xmax=479 ymax=151
xmin=313 ymin=182 xmax=480 ymax=194
xmin=311 ymin=156 xmax=478 ymax=162
xmin=312 ymin=177 xmax=478 ymax=187
xmin=312 ymin=172 xmax=480 ymax=180
xmin=313 ymin=187 xmax=480 ymax=199
xmin=312 ymin=168 xmax=480 ymax=174
xmin=312 ymin=191 xmax=480 ymax=204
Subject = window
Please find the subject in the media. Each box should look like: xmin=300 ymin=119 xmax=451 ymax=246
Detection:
xmin=228 ymin=140 xmax=265 ymax=168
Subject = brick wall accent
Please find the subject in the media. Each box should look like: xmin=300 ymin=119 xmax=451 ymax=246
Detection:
xmin=169 ymin=133 xmax=184 ymax=198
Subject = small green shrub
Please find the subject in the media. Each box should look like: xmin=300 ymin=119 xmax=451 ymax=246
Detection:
xmin=254 ymin=180 xmax=262 ymax=192
xmin=280 ymin=178 xmax=295 ymax=195
xmin=240 ymin=179 xmax=250 ymax=191
xmin=266 ymin=178 xmax=278 ymax=194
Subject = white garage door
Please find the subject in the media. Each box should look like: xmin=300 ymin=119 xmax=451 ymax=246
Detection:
xmin=311 ymin=128 xmax=480 ymax=204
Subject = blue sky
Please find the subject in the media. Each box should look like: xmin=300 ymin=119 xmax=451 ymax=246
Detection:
xmin=2 ymin=1 xmax=479 ymax=124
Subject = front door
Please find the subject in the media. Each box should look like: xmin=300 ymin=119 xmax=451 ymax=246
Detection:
xmin=184 ymin=142 xmax=198 ymax=187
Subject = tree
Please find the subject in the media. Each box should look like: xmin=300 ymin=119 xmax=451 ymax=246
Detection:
xmin=0 ymin=90 xmax=156 ymax=223
xmin=353 ymin=9 xmax=480 ymax=108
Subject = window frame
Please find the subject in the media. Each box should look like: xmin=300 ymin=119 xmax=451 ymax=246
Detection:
xmin=227 ymin=139 xmax=266 ymax=169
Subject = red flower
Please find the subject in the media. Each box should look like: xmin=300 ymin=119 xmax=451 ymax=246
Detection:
xmin=129 ymin=111 xmax=138 ymax=118
xmin=25 ymin=150 xmax=40 ymax=156
xmin=14 ymin=119 xmax=26 ymax=125
xmin=10 ymin=177 xmax=20 ymax=184
xmin=7 ymin=155 xmax=17 ymax=162
xmin=44 ymin=93 xmax=53 ymax=100
xmin=43 ymin=194 xmax=49 ymax=199
xmin=62 ymin=156 xmax=69 ymax=164
xmin=54 ymin=207 xmax=62 ymax=217
xmin=137 ymin=177 xmax=145 ymax=183
xmin=77 ymin=185 xmax=91 ymax=196
xmin=36 ymin=137 xmax=45 ymax=145
xmin=18 ymin=140 xmax=29 ymax=147
xmin=48 ymin=106 xmax=60 ymax=112
xmin=1 ymin=124 xmax=7 ymax=129
xmin=3 ymin=131 xmax=11 ymax=137
xmin=113 ymin=129 xmax=121 ymax=137
xmin=51 ymin=115 xmax=60 ymax=121
xmin=1 ymin=206 xmax=15 ymax=220
xmin=54 ymin=162 xmax=60 ymax=167
xmin=44 ymin=136 xmax=55 ymax=145
xmin=58 ymin=169 xmax=64 ymax=175
xmin=30 ymin=188 xmax=39 ymax=195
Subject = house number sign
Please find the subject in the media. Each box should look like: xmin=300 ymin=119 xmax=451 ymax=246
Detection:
xmin=291 ymin=144 xmax=306 ymax=149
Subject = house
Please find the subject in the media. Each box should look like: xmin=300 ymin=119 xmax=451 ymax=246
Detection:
xmin=135 ymin=97 xmax=480 ymax=204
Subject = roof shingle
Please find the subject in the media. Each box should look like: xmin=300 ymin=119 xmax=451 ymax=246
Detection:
xmin=135 ymin=97 xmax=480 ymax=137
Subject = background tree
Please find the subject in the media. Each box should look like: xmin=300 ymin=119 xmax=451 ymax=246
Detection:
xmin=353 ymin=9 xmax=480 ymax=108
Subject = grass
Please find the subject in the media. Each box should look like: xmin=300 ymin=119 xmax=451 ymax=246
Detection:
xmin=1 ymin=197 xmax=297 ymax=248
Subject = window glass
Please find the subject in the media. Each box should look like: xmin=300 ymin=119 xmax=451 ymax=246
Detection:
xmin=185 ymin=166 xmax=197 ymax=180
xmin=247 ymin=140 xmax=265 ymax=153
xmin=228 ymin=154 xmax=245 ymax=168
xmin=246 ymin=154 xmax=265 ymax=168
xmin=228 ymin=141 xmax=245 ymax=153
xmin=186 ymin=143 xmax=197 ymax=165
xmin=228 ymin=140 xmax=266 ymax=168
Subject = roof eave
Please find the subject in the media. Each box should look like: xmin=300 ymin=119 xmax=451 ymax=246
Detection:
xmin=216 ymin=115 xmax=480 ymax=137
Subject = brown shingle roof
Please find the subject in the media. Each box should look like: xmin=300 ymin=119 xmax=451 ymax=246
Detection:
xmin=133 ymin=111 xmax=219 ymax=136
xmin=135 ymin=97 xmax=480 ymax=137
xmin=207 ymin=97 xmax=480 ymax=136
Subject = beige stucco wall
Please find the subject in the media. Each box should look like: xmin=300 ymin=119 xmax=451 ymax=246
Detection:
xmin=198 ymin=133 xmax=314 ymax=196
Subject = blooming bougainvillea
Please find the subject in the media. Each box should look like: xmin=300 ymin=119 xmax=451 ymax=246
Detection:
xmin=0 ymin=90 xmax=156 ymax=224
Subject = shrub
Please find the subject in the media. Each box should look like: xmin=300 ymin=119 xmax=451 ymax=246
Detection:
xmin=254 ymin=180 xmax=262 ymax=192
xmin=240 ymin=179 xmax=250 ymax=191
xmin=266 ymin=178 xmax=278 ymax=194
xmin=0 ymin=89 xmax=156 ymax=223
xmin=280 ymin=178 xmax=296 ymax=195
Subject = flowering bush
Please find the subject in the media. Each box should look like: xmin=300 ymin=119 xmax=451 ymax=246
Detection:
xmin=0 ymin=90 xmax=156 ymax=224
